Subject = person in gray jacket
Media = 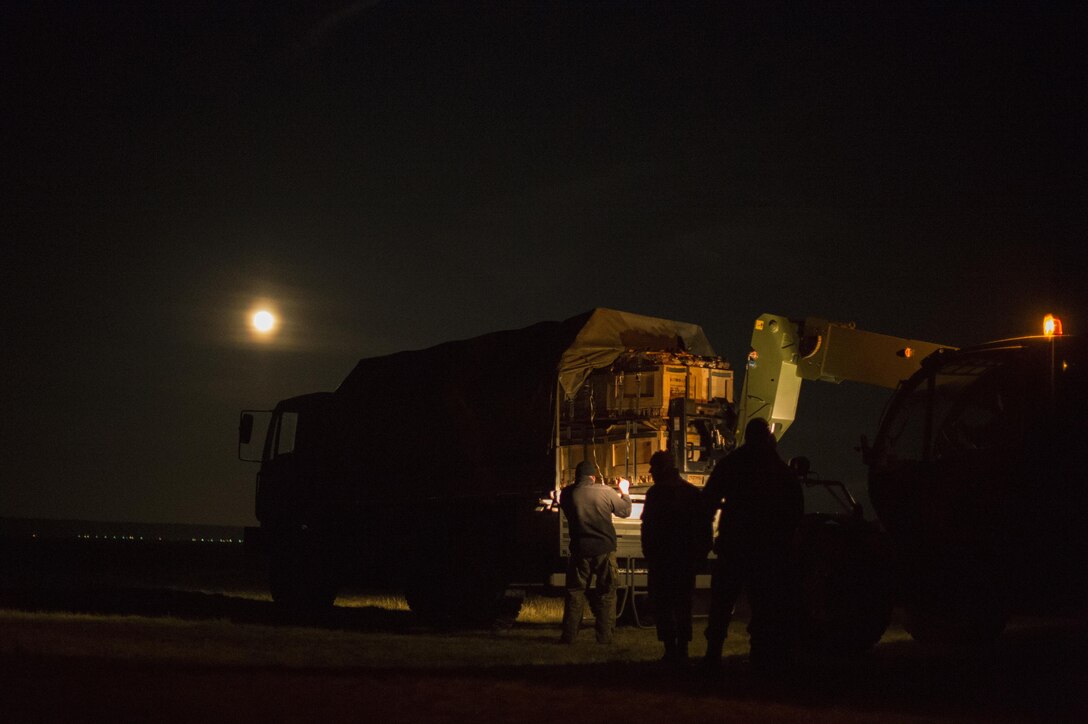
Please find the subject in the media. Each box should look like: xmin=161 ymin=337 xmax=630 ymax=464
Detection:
xmin=559 ymin=460 xmax=632 ymax=643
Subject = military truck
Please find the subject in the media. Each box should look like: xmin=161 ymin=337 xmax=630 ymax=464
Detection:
xmin=866 ymin=321 xmax=1086 ymax=644
xmin=741 ymin=313 xmax=1086 ymax=647
xmin=238 ymin=308 xmax=734 ymax=623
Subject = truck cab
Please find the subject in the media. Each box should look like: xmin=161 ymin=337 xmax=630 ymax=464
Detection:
xmin=868 ymin=332 xmax=1087 ymax=642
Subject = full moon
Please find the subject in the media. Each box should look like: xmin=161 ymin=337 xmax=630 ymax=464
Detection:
xmin=252 ymin=310 xmax=276 ymax=333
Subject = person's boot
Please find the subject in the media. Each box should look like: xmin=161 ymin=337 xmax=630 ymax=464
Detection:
xmin=595 ymin=594 xmax=617 ymax=643
xmin=701 ymin=636 xmax=724 ymax=672
xmin=559 ymin=596 xmax=584 ymax=643
xmin=676 ymin=640 xmax=690 ymax=667
xmin=661 ymin=639 xmax=677 ymax=663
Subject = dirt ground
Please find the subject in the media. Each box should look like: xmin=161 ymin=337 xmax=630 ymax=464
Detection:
xmin=1 ymin=538 xmax=1085 ymax=722
xmin=2 ymin=620 xmax=1086 ymax=723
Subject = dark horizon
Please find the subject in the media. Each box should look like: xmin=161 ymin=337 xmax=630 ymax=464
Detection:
xmin=0 ymin=516 xmax=244 ymax=541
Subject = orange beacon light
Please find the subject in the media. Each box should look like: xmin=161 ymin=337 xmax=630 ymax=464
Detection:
xmin=1043 ymin=314 xmax=1063 ymax=337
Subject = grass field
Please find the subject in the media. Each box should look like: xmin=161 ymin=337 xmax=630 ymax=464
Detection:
xmin=2 ymin=593 xmax=1084 ymax=722
xmin=1 ymin=538 xmax=1085 ymax=722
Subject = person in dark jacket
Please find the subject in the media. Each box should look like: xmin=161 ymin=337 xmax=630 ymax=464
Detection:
xmin=559 ymin=460 xmax=632 ymax=643
xmin=641 ymin=450 xmax=713 ymax=665
xmin=701 ymin=418 xmax=803 ymax=670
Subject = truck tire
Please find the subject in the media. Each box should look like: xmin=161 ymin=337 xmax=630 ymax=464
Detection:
xmin=268 ymin=530 xmax=339 ymax=616
xmin=403 ymin=535 xmax=521 ymax=627
xmin=904 ymin=554 xmax=1008 ymax=647
xmin=796 ymin=515 xmax=894 ymax=655
xmin=404 ymin=565 xmax=521 ymax=628
xmin=404 ymin=504 xmax=523 ymax=628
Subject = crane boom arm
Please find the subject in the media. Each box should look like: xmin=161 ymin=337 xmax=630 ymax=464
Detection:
xmin=737 ymin=313 xmax=950 ymax=443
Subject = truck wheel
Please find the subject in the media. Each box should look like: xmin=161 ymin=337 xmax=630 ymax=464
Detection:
xmin=404 ymin=543 xmax=522 ymax=629
xmin=404 ymin=506 xmax=523 ymax=628
xmin=405 ymin=567 xmax=521 ymax=628
xmin=904 ymin=555 xmax=1008 ymax=647
xmin=268 ymin=531 xmax=339 ymax=616
xmin=796 ymin=515 xmax=894 ymax=655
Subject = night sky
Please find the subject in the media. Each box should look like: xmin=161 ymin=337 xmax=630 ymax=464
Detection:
xmin=3 ymin=1 xmax=1084 ymax=526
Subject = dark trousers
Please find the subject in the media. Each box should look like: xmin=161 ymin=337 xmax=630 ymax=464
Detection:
xmin=705 ymin=552 xmax=744 ymax=648
xmin=705 ymin=546 xmax=798 ymax=659
xmin=648 ymin=559 xmax=696 ymax=644
xmin=561 ymin=552 xmax=618 ymax=643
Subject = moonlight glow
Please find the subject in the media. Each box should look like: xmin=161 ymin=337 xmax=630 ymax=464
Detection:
xmin=252 ymin=310 xmax=276 ymax=333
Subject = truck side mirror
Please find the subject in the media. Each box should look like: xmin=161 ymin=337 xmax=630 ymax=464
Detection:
xmin=239 ymin=413 xmax=254 ymax=445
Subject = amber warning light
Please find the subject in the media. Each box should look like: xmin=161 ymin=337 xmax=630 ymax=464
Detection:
xmin=1043 ymin=314 xmax=1063 ymax=337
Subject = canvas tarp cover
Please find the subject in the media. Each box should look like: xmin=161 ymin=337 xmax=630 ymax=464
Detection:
xmin=556 ymin=308 xmax=715 ymax=399
xmin=333 ymin=308 xmax=717 ymax=496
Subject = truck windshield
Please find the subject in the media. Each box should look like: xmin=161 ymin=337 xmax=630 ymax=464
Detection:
xmin=878 ymin=354 xmax=1008 ymax=464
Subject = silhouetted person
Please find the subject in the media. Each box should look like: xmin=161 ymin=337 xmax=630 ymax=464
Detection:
xmin=702 ymin=418 xmax=803 ymax=671
xmin=559 ymin=460 xmax=632 ymax=643
xmin=641 ymin=450 xmax=713 ymax=666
